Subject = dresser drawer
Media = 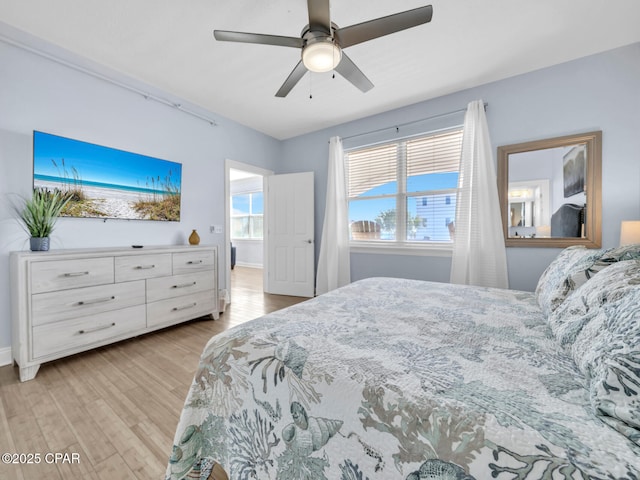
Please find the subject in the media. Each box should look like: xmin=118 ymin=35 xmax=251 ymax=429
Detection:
xmin=146 ymin=270 xmax=215 ymax=303
xmin=31 ymin=257 xmax=114 ymax=294
xmin=31 ymin=280 xmax=145 ymax=327
xmin=32 ymin=305 xmax=146 ymax=360
xmin=172 ymin=250 xmax=215 ymax=275
xmin=147 ymin=291 xmax=215 ymax=329
xmin=114 ymin=253 xmax=172 ymax=282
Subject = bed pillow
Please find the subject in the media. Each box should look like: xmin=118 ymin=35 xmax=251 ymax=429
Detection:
xmin=535 ymin=245 xmax=607 ymax=316
xmin=549 ymin=244 xmax=640 ymax=343
xmin=567 ymin=243 xmax=640 ymax=291
xmin=604 ymin=243 xmax=640 ymax=261
xmin=556 ymin=260 xmax=640 ymax=443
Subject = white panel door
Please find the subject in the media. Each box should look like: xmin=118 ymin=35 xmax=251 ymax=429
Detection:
xmin=265 ymin=172 xmax=314 ymax=297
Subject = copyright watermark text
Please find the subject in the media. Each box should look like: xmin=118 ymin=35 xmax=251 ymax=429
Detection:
xmin=2 ymin=452 xmax=80 ymax=465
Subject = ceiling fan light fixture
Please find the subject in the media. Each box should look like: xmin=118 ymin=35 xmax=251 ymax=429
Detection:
xmin=302 ymin=40 xmax=342 ymax=73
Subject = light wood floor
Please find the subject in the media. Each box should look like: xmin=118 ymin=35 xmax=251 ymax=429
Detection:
xmin=0 ymin=267 xmax=306 ymax=480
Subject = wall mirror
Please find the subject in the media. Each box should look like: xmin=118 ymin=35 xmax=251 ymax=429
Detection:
xmin=497 ymin=131 xmax=602 ymax=248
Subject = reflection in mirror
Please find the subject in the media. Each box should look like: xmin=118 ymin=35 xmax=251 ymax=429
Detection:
xmin=497 ymin=131 xmax=602 ymax=248
xmin=507 ymin=179 xmax=550 ymax=236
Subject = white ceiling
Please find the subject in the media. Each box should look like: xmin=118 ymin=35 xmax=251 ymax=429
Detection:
xmin=1 ymin=0 xmax=639 ymax=140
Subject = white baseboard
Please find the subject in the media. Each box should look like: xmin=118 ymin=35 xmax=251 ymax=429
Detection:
xmin=235 ymin=262 xmax=263 ymax=269
xmin=0 ymin=347 xmax=12 ymax=367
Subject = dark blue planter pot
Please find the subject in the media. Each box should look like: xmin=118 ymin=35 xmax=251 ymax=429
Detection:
xmin=30 ymin=237 xmax=50 ymax=251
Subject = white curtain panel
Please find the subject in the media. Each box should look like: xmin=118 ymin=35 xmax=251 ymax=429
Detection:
xmin=450 ymin=100 xmax=509 ymax=288
xmin=316 ymin=136 xmax=351 ymax=295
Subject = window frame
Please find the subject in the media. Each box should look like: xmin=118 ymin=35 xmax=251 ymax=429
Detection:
xmin=345 ymin=126 xmax=462 ymax=255
xmin=230 ymin=191 xmax=264 ymax=240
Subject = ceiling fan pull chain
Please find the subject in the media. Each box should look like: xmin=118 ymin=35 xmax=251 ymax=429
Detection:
xmin=332 ymin=50 xmax=336 ymax=79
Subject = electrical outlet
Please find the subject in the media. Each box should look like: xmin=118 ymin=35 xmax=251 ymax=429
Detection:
xmin=214 ymin=225 xmax=223 ymax=234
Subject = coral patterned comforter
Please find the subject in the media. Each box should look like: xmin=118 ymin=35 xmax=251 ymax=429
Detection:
xmin=166 ymin=277 xmax=639 ymax=479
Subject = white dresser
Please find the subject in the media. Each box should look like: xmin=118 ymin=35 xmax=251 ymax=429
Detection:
xmin=10 ymin=245 xmax=218 ymax=381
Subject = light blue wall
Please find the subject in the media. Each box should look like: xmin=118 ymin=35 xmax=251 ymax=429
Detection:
xmin=1 ymin=32 xmax=638 ymax=355
xmin=280 ymin=42 xmax=640 ymax=292
xmin=0 ymin=39 xmax=281 ymax=351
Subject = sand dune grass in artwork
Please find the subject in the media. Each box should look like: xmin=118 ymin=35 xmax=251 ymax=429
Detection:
xmin=59 ymin=173 xmax=181 ymax=221
xmin=47 ymin=158 xmax=97 ymax=216
xmin=132 ymin=175 xmax=181 ymax=221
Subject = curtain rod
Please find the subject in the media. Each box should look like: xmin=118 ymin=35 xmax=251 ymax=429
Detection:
xmin=0 ymin=34 xmax=218 ymax=127
xmin=340 ymin=102 xmax=488 ymax=142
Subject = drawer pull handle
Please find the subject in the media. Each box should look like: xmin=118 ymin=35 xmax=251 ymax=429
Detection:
xmin=172 ymin=282 xmax=197 ymax=289
xmin=187 ymin=260 xmax=203 ymax=265
xmin=78 ymin=322 xmax=116 ymax=335
xmin=172 ymin=302 xmax=197 ymax=312
xmin=76 ymin=296 xmax=116 ymax=306
xmin=63 ymin=271 xmax=90 ymax=277
xmin=134 ymin=264 xmax=155 ymax=270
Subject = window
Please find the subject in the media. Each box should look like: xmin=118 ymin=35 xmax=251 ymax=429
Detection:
xmin=231 ymin=192 xmax=263 ymax=239
xmin=346 ymin=128 xmax=463 ymax=245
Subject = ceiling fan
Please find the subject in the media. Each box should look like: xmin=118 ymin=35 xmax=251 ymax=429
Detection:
xmin=213 ymin=1 xmax=433 ymax=97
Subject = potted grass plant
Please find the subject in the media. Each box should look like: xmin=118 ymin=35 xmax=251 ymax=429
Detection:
xmin=17 ymin=188 xmax=70 ymax=251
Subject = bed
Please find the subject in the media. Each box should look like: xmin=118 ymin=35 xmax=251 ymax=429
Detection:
xmin=166 ymin=245 xmax=640 ymax=479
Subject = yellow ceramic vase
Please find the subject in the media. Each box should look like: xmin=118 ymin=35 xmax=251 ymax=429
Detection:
xmin=188 ymin=229 xmax=200 ymax=245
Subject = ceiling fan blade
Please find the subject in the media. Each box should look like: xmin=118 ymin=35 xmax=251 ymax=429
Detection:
xmin=275 ymin=61 xmax=308 ymax=97
xmin=334 ymin=52 xmax=374 ymax=93
xmin=307 ymin=0 xmax=331 ymax=33
xmin=214 ymin=30 xmax=304 ymax=48
xmin=334 ymin=5 xmax=433 ymax=48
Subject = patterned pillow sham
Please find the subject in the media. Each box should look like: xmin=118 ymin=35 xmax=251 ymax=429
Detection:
xmin=554 ymin=260 xmax=640 ymax=443
xmin=542 ymin=245 xmax=640 ymax=340
xmin=602 ymin=243 xmax=640 ymax=261
xmin=567 ymin=243 xmax=640 ymax=291
xmin=535 ymin=245 xmax=607 ymax=316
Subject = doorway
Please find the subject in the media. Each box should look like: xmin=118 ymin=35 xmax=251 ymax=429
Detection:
xmin=225 ymin=160 xmax=273 ymax=305
xmin=224 ymin=161 xmax=316 ymax=306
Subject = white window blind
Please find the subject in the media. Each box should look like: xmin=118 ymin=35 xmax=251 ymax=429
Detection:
xmin=406 ymin=130 xmax=465 ymax=180
xmin=346 ymin=128 xmax=463 ymax=244
xmin=347 ymin=144 xmax=397 ymax=198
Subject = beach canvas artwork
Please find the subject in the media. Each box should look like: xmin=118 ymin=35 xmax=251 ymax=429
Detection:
xmin=33 ymin=131 xmax=182 ymax=221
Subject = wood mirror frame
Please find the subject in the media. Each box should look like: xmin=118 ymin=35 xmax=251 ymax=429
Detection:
xmin=497 ymin=131 xmax=602 ymax=248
